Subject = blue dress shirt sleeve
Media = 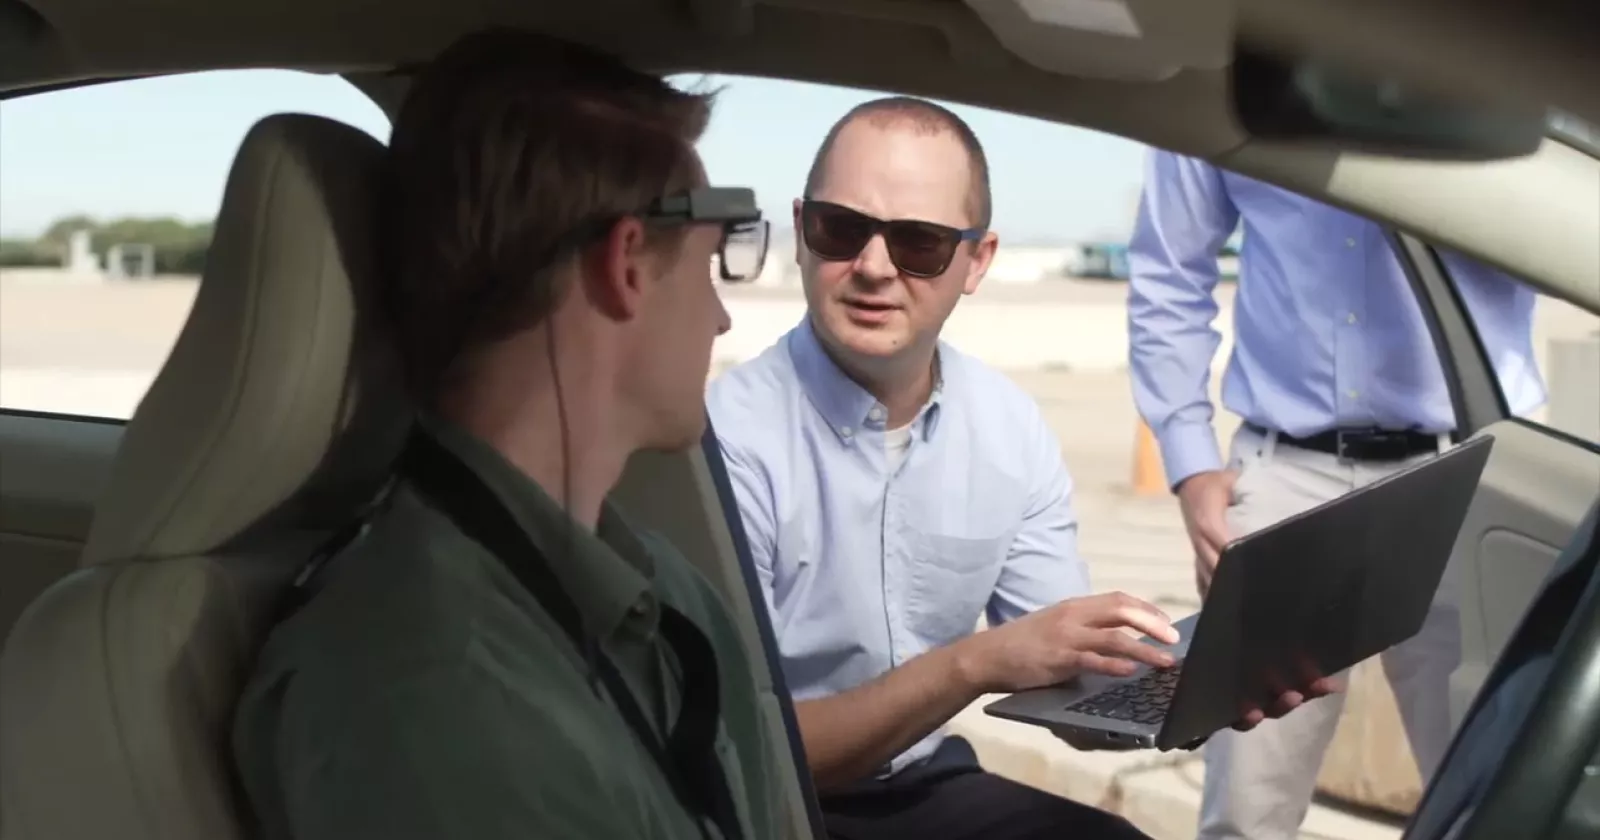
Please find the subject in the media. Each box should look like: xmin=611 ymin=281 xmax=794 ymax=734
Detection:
xmin=716 ymin=438 xmax=780 ymax=618
xmin=986 ymin=408 xmax=1091 ymax=626
xmin=1126 ymin=150 xmax=1240 ymax=489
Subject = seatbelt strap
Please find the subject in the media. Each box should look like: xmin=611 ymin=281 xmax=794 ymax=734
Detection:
xmin=397 ymin=428 xmax=746 ymax=840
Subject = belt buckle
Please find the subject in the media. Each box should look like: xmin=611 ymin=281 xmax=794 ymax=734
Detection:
xmin=1335 ymin=429 xmax=1412 ymax=463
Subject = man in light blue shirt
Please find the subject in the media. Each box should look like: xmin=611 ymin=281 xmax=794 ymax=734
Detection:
xmin=708 ymin=97 xmax=1185 ymax=840
xmin=1127 ymin=149 xmax=1544 ymax=840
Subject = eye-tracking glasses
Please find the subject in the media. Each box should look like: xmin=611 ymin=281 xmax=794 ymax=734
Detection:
xmin=544 ymin=186 xmax=770 ymax=283
xmin=799 ymin=199 xmax=984 ymax=279
xmin=438 ymin=186 xmax=769 ymax=378
xmin=642 ymin=187 xmax=770 ymax=282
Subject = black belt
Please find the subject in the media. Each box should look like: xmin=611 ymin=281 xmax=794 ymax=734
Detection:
xmin=1245 ymin=422 xmax=1448 ymax=462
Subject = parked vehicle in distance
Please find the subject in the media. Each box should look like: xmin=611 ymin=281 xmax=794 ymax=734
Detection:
xmin=1068 ymin=242 xmax=1238 ymax=282
xmin=1070 ymin=242 xmax=1131 ymax=280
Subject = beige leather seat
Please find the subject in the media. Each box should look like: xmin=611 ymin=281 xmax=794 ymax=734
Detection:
xmin=612 ymin=450 xmax=815 ymax=838
xmin=0 ymin=113 xmax=404 ymax=840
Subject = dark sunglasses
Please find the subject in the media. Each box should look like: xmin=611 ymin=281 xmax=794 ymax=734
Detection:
xmin=799 ymin=199 xmax=983 ymax=279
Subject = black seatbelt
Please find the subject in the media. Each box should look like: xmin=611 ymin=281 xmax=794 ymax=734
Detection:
xmin=395 ymin=428 xmax=746 ymax=840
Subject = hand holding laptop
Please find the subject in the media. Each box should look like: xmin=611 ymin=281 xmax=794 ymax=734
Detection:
xmin=1046 ymin=636 xmax=1341 ymax=752
xmin=987 ymin=436 xmax=1495 ymax=752
xmin=1173 ymin=466 xmax=1340 ymax=733
xmin=1232 ymin=671 xmax=1342 ymax=732
xmin=1175 ymin=467 xmax=1240 ymax=597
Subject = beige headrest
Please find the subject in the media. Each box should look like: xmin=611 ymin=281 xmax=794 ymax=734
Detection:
xmin=82 ymin=113 xmax=407 ymax=565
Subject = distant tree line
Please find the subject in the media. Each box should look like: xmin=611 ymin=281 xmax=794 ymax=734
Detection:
xmin=0 ymin=215 xmax=214 ymax=274
xmin=0 ymin=214 xmax=1240 ymax=274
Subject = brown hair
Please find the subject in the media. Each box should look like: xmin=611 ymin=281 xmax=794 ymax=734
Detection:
xmin=803 ymin=96 xmax=992 ymax=230
xmin=382 ymin=28 xmax=715 ymax=399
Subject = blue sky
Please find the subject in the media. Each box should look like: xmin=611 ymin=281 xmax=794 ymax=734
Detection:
xmin=0 ymin=69 xmax=1150 ymax=243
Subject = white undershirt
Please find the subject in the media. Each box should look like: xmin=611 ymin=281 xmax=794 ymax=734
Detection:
xmin=885 ymin=423 xmax=914 ymax=470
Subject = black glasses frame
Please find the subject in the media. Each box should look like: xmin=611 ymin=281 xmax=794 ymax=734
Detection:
xmin=799 ymin=198 xmax=984 ymax=279
xmin=643 ymin=187 xmax=770 ymax=282
xmin=437 ymin=186 xmax=768 ymax=385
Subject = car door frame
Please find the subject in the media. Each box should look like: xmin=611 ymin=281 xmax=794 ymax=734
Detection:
xmin=1386 ymin=154 xmax=1600 ymax=724
xmin=1391 ymin=121 xmax=1600 ymax=441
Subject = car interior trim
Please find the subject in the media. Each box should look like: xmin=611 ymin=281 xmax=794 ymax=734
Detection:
xmin=1387 ymin=232 xmax=1510 ymax=436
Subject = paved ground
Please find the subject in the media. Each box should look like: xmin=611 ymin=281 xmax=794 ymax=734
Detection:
xmin=9 ymin=271 xmax=1594 ymax=838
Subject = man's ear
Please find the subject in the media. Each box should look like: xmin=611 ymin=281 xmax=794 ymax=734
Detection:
xmin=583 ymin=216 xmax=650 ymax=321
xmin=961 ymin=230 xmax=999 ymax=296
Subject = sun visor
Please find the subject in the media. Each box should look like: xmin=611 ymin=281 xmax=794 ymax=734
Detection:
xmin=964 ymin=0 xmax=1233 ymax=81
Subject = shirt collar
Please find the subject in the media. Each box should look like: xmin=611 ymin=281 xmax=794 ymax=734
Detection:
xmin=419 ymin=413 xmax=658 ymax=642
xmin=785 ymin=316 xmax=948 ymax=444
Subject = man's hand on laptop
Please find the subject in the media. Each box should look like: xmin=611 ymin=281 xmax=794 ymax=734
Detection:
xmin=955 ymin=592 xmax=1180 ymax=694
xmin=1175 ymin=468 xmax=1238 ymax=597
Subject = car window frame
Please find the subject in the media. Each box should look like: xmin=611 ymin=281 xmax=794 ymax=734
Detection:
xmin=1390 ymin=131 xmax=1600 ymax=839
xmin=1387 ymin=129 xmax=1600 ymax=444
xmin=1391 ymin=230 xmax=1600 ymax=451
xmin=1387 ymin=230 xmax=1509 ymax=436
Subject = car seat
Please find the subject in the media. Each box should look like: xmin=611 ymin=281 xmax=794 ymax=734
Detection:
xmin=613 ymin=444 xmax=824 ymax=838
xmin=0 ymin=112 xmax=404 ymax=840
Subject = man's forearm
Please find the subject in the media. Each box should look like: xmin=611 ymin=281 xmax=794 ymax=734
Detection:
xmin=793 ymin=637 xmax=987 ymax=792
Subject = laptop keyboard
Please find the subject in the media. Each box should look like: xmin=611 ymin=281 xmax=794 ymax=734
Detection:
xmin=1065 ymin=663 xmax=1184 ymax=725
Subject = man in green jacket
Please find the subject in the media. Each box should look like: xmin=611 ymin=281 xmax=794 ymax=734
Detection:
xmin=233 ymin=28 xmax=784 ymax=840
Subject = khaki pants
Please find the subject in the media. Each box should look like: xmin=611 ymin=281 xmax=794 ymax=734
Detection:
xmin=1195 ymin=425 xmax=1462 ymax=840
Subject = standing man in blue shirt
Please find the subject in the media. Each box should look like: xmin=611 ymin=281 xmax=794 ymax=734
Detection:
xmin=1127 ymin=150 xmax=1544 ymax=840
xmin=707 ymin=98 xmax=1325 ymax=840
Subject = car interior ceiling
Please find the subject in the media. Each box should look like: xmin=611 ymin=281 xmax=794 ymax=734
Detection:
xmin=3 ymin=0 xmax=1600 ymax=145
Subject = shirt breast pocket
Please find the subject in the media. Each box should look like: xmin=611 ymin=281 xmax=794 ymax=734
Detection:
xmin=903 ymin=528 xmax=1009 ymax=644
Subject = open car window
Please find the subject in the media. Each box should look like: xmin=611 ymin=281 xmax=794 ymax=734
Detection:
xmin=0 ymin=69 xmax=389 ymax=421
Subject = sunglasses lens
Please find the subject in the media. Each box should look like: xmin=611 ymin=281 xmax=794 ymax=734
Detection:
xmin=718 ymin=220 xmax=769 ymax=282
xmin=802 ymin=202 xmax=875 ymax=262
xmin=884 ymin=222 xmax=961 ymax=277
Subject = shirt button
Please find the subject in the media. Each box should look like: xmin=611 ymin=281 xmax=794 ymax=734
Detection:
xmin=1346 ymin=238 xmax=1356 ymax=248
xmin=1347 ymin=389 xmax=1360 ymax=399
xmin=868 ymin=406 xmax=885 ymax=422
xmin=1347 ymin=312 xmax=1358 ymax=325
xmin=840 ymin=426 xmax=854 ymax=438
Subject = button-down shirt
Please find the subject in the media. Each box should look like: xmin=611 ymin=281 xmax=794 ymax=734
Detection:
xmin=233 ymin=416 xmax=785 ymax=840
xmin=1128 ymin=151 xmax=1546 ymax=488
xmin=707 ymin=318 xmax=1090 ymax=775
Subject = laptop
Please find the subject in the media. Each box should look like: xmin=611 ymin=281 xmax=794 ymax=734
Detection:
xmin=983 ymin=433 xmax=1495 ymax=751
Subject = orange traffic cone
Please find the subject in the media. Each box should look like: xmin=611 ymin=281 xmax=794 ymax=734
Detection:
xmin=1131 ymin=419 xmax=1166 ymax=496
